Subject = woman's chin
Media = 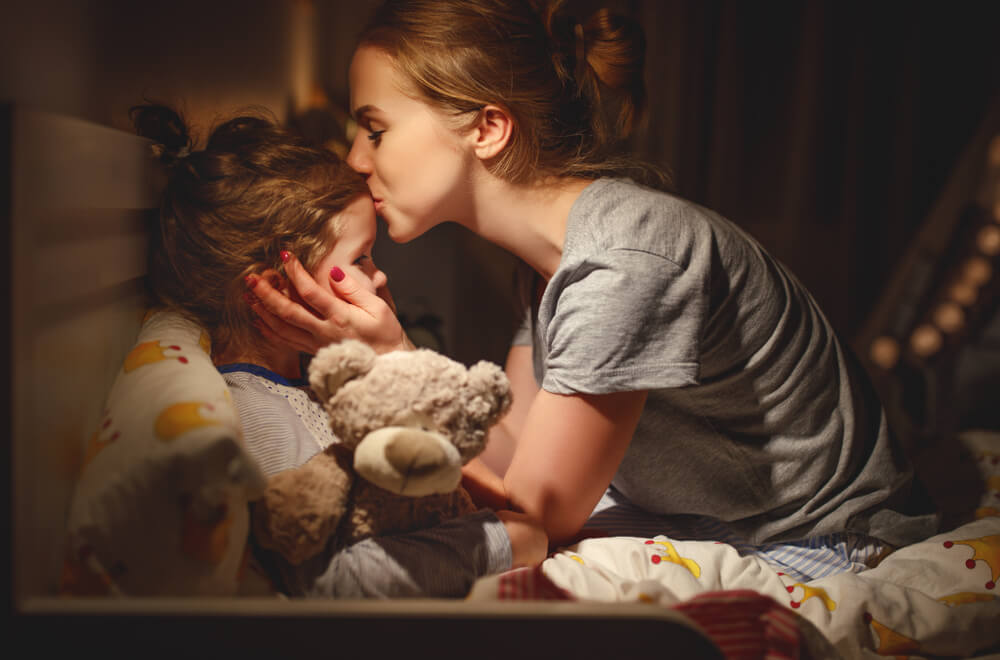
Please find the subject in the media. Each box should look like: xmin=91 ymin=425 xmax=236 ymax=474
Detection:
xmin=385 ymin=219 xmax=428 ymax=244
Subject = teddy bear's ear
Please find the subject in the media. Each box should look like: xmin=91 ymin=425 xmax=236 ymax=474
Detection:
xmin=466 ymin=361 xmax=513 ymax=423
xmin=308 ymin=339 xmax=376 ymax=402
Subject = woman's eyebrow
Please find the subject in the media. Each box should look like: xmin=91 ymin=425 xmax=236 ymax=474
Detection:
xmin=352 ymin=104 xmax=378 ymax=123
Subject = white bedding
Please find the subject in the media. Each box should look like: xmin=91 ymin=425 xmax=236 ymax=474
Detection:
xmin=469 ymin=516 xmax=1000 ymax=658
xmin=469 ymin=429 xmax=1000 ymax=658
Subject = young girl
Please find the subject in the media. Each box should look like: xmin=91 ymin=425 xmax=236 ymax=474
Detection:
xmin=247 ymin=0 xmax=940 ymax=575
xmin=132 ymin=102 xmax=545 ymax=597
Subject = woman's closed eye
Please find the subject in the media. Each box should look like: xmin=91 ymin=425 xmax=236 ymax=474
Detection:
xmin=367 ymin=130 xmax=385 ymax=146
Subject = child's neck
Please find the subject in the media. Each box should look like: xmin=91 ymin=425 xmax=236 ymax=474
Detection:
xmin=214 ymin=342 xmax=303 ymax=381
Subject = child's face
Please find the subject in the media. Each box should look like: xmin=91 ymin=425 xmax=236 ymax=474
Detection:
xmin=312 ymin=195 xmax=388 ymax=298
xmin=346 ymin=45 xmax=476 ymax=244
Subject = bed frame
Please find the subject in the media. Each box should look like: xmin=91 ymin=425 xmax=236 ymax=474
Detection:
xmin=3 ymin=103 xmax=722 ymax=657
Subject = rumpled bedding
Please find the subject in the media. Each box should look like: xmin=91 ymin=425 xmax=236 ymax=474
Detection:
xmin=468 ymin=516 xmax=1000 ymax=658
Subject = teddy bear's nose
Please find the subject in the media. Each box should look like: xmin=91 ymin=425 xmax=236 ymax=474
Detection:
xmin=384 ymin=432 xmax=450 ymax=477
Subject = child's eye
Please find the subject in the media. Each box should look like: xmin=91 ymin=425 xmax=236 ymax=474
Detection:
xmin=367 ymin=130 xmax=385 ymax=145
xmin=353 ymin=254 xmax=370 ymax=266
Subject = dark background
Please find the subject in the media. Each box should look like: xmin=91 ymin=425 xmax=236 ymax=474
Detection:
xmin=3 ymin=0 xmax=999 ymax=434
xmin=2 ymin=1 xmax=1000 ymax=629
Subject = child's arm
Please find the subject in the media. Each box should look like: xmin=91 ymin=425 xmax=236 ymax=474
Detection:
xmin=274 ymin=509 xmax=543 ymax=598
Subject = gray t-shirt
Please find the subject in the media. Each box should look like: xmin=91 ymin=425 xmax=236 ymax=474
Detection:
xmin=514 ymin=178 xmax=937 ymax=546
xmin=220 ymin=364 xmax=511 ymax=597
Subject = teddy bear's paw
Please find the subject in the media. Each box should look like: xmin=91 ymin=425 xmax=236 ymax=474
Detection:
xmin=251 ymin=456 xmax=353 ymax=565
xmin=252 ymin=499 xmax=332 ymax=565
xmin=354 ymin=426 xmax=462 ymax=497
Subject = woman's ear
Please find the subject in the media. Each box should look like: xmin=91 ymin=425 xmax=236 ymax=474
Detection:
xmin=470 ymin=104 xmax=513 ymax=161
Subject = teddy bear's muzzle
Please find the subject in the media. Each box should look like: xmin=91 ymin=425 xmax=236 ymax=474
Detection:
xmin=353 ymin=427 xmax=463 ymax=496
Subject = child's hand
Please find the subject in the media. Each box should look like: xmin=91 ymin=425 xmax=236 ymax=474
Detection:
xmin=246 ymin=252 xmax=413 ymax=355
xmin=496 ymin=510 xmax=548 ymax=569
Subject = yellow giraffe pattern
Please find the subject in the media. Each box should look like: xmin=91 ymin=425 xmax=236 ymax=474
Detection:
xmin=646 ymin=540 xmax=701 ymax=578
xmin=944 ymin=535 xmax=1000 ymax=590
xmin=155 ymin=402 xmax=222 ymax=441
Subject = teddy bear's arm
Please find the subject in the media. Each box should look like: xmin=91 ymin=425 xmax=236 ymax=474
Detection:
xmin=252 ymin=445 xmax=355 ymax=565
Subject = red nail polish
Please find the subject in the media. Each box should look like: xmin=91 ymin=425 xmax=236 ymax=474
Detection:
xmin=280 ymin=250 xmax=291 ymax=263
xmin=330 ymin=266 xmax=345 ymax=282
xmin=244 ymin=274 xmax=258 ymax=287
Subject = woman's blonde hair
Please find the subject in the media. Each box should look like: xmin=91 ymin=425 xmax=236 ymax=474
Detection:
xmin=131 ymin=103 xmax=369 ymax=357
xmin=358 ymin=0 xmax=668 ymax=188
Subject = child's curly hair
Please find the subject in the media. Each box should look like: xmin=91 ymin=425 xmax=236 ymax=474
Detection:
xmin=131 ymin=103 xmax=369 ymax=358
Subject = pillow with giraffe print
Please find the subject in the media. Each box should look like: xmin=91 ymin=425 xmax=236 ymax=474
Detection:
xmin=60 ymin=309 xmax=267 ymax=596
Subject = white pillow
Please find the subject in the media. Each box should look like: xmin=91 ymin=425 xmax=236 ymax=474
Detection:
xmin=61 ymin=309 xmax=268 ymax=596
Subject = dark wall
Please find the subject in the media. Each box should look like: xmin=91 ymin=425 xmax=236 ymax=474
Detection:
xmin=3 ymin=0 xmax=998 ymax=368
xmin=633 ymin=0 xmax=1000 ymax=343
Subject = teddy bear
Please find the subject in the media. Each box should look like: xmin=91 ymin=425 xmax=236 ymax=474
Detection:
xmin=251 ymin=339 xmax=512 ymax=565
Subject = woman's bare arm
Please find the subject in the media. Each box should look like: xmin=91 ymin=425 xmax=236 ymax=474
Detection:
xmin=503 ymin=388 xmax=648 ymax=545
xmin=476 ymin=344 xmax=538 ymax=477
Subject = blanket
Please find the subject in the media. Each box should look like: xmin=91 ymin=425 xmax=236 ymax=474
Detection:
xmin=468 ymin=516 xmax=1000 ymax=658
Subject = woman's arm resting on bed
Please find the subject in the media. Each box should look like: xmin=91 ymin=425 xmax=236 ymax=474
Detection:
xmin=503 ymin=388 xmax=648 ymax=546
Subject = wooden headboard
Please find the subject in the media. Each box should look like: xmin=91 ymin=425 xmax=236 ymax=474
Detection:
xmin=4 ymin=103 xmax=159 ymax=604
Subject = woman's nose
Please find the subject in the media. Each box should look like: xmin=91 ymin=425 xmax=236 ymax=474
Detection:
xmin=346 ymin=136 xmax=370 ymax=175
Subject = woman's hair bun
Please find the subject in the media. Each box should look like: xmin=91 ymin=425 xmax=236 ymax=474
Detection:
xmin=537 ymin=0 xmax=646 ymax=138
xmin=129 ymin=103 xmax=193 ymax=165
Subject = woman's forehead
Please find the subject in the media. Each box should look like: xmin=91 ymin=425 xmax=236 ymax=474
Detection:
xmin=349 ymin=46 xmax=399 ymax=117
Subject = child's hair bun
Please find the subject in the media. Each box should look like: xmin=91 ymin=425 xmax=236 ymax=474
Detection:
xmin=129 ymin=103 xmax=193 ymax=165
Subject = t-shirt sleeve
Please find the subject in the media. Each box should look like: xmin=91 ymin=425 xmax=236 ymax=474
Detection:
xmin=541 ymin=247 xmax=706 ymax=394
xmin=274 ymin=510 xmax=512 ymax=598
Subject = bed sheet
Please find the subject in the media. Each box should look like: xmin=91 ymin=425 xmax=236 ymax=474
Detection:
xmin=468 ymin=516 xmax=1000 ymax=658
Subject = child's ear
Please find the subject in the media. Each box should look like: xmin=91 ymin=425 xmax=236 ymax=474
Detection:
xmin=259 ymin=268 xmax=292 ymax=299
xmin=470 ymin=104 xmax=513 ymax=161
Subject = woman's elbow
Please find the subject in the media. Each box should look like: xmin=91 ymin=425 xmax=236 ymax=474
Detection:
xmin=506 ymin=482 xmax=590 ymax=546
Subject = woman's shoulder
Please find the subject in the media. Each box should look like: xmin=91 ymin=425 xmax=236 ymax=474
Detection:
xmin=575 ymin=177 xmax=686 ymax=211
xmin=566 ymin=177 xmax=720 ymax=259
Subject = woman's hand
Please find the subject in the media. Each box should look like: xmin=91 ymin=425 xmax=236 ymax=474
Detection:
xmin=460 ymin=458 xmax=509 ymax=511
xmin=246 ymin=252 xmax=414 ymax=355
xmin=496 ymin=510 xmax=548 ymax=568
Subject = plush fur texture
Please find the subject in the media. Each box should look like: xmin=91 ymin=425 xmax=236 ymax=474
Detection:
xmin=312 ymin=342 xmax=512 ymax=462
xmin=253 ymin=340 xmax=511 ymax=565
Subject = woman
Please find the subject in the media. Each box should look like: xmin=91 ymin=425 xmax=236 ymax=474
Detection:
xmin=247 ymin=0 xmax=939 ymax=571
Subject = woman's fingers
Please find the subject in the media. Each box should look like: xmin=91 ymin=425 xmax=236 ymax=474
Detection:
xmin=247 ymin=274 xmax=326 ymax=353
xmin=248 ymin=268 xmax=326 ymax=331
xmin=282 ymin=253 xmax=351 ymax=323
xmin=246 ymin=251 xmax=410 ymax=354
xmin=248 ymin=295 xmax=320 ymax=354
xmin=328 ymin=265 xmax=386 ymax=318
